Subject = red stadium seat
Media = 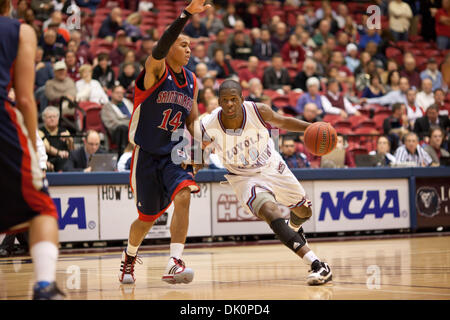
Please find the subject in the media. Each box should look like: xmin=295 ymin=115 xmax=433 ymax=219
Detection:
xmin=288 ymin=91 xmax=302 ymax=107
xmin=354 ymin=127 xmax=380 ymax=135
xmin=348 ymin=114 xmax=369 ymax=128
xmin=335 ymin=127 xmax=353 ymax=135
xmin=357 ymin=120 xmax=377 ymax=130
xmin=334 ymin=119 xmax=352 ymax=129
xmin=372 ymin=114 xmax=389 ymax=130
xmin=322 ymin=114 xmax=342 ymax=125
xmin=78 ymin=102 xmax=105 ymax=133
xmin=272 ymin=96 xmax=290 ymax=108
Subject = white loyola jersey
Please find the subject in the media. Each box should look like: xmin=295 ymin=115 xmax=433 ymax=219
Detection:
xmin=201 ymin=101 xmax=281 ymax=175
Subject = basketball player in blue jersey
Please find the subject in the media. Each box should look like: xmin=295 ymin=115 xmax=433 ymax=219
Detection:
xmin=201 ymin=80 xmax=332 ymax=285
xmin=0 ymin=0 xmax=64 ymax=299
xmin=119 ymin=0 xmax=211 ymax=284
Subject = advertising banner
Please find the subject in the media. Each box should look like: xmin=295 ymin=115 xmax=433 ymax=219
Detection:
xmin=50 ymin=186 xmax=100 ymax=242
xmin=99 ymin=183 xmax=211 ymax=240
xmin=415 ymin=178 xmax=450 ymax=228
xmin=211 ymin=181 xmax=315 ymax=236
xmin=314 ymin=179 xmax=410 ymax=232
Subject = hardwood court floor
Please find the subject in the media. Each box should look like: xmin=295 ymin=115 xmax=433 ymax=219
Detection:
xmin=1 ymin=235 xmax=449 ymax=300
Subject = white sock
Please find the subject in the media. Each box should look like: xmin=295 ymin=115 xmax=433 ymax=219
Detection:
xmin=126 ymin=243 xmax=139 ymax=257
xmin=302 ymin=250 xmax=320 ymax=266
xmin=30 ymin=241 xmax=58 ymax=284
xmin=170 ymin=243 xmax=184 ymax=260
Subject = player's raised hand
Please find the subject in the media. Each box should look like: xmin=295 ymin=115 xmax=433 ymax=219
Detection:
xmin=185 ymin=0 xmax=212 ymax=15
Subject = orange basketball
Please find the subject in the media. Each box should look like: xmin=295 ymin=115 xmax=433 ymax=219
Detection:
xmin=304 ymin=122 xmax=337 ymax=156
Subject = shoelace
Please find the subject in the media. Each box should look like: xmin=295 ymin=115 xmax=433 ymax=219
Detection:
xmin=123 ymin=255 xmax=142 ymax=274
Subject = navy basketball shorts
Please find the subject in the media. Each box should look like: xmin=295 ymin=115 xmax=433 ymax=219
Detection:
xmin=129 ymin=145 xmax=200 ymax=222
xmin=0 ymin=100 xmax=57 ymax=234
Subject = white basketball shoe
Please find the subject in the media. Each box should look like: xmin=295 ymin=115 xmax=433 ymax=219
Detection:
xmin=162 ymin=257 xmax=194 ymax=284
xmin=306 ymin=260 xmax=332 ymax=285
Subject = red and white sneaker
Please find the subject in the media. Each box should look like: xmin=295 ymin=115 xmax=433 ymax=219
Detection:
xmin=119 ymin=250 xmax=142 ymax=284
xmin=162 ymin=257 xmax=194 ymax=284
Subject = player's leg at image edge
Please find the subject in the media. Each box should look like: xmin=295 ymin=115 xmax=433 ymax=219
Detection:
xmin=255 ymin=193 xmax=332 ymax=285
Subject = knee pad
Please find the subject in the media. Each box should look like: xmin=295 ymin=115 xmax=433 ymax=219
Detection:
xmin=269 ymin=218 xmax=306 ymax=253
xmin=290 ymin=206 xmax=312 ymax=226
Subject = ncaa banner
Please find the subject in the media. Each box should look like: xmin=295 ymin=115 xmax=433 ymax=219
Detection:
xmin=314 ymin=179 xmax=410 ymax=232
xmin=49 ymin=186 xmax=100 ymax=242
xmin=211 ymin=181 xmax=314 ymax=236
xmin=99 ymin=183 xmax=211 ymax=240
xmin=415 ymin=178 xmax=450 ymax=228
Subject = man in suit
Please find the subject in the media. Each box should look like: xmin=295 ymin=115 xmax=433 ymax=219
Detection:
xmin=413 ymin=104 xmax=450 ymax=141
xmin=63 ymin=130 xmax=103 ymax=172
xmin=262 ymin=53 xmax=291 ymax=93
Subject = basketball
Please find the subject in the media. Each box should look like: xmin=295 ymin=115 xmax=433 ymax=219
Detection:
xmin=304 ymin=122 xmax=337 ymax=156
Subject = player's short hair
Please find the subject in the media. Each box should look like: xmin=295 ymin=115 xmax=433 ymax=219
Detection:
xmin=219 ymin=79 xmax=242 ymax=96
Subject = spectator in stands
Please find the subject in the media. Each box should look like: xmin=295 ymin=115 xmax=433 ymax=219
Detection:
xmin=253 ymin=27 xmax=278 ymax=61
xmin=101 ymin=85 xmax=133 ymax=156
xmin=424 ymin=126 xmax=450 ymax=166
xmin=295 ymin=77 xmax=347 ymax=118
xmin=201 ymin=6 xmax=224 ymax=36
xmin=326 ymin=78 xmax=360 ymax=116
xmin=383 ymin=102 xmax=410 ymax=151
xmin=416 ymin=78 xmax=436 ymax=112
xmin=245 ymin=78 xmax=263 ymax=102
xmin=292 ymin=58 xmax=320 ymax=92
xmin=435 ymin=0 xmax=450 ymax=49
xmin=118 ymin=62 xmax=137 ymax=94
xmin=63 ymin=130 xmax=103 ymax=172
xmin=43 ymin=11 xmax=69 ymax=42
xmin=388 ymin=0 xmax=413 ymax=41
xmin=184 ymin=13 xmax=209 ymax=42
xmin=394 ymin=132 xmax=433 ymax=166
xmin=433 ymin=88 xmax=446 ymax=110
xmin=207 ymin=29 xmax=231 ymax=60
xmin=136 ymin=36 xmax=155 ymax=66
xmin=405 ymin=88 xmax=424 ymax=126
xmin=358 ymin=27 xmax=382 ymax=51
xmin=400 ymin=53 xmax=421 ymax=89
xmin=335 ymin=3 xmax=350 ymax=29
xmin=75 ymin=0 xmax=101 ymax=13
xmin=23 ymin=8 xmax=42 ymax=38
xmin=222 ymin=3 xmax=238 ymax=28
xmin=199 ymin=97 xmax=220 ymax=121
xmin=39 ymin=106 xmax=73 ymax=172
xmin=385 ymin=70 xmax=401 ymax=92
xmin=361 ymin=73 xmax=386 ymax=99
xmin=76 ymin=64 xmax=109 ymax=105
xmin=334 ymin=134 xmax=356 ymax=168
xmin=65 ymin=51 xmax=80 ymax=82
xmin=312 ymin=19 xmax=332 ymax=47
xmin=12 ymin=0 xmax=28 ymax=20
xmin=198 ymin=87 xmax=218 ymax=114
xmin=44 ymin=61 xmax=77 ymax=112
xmin=35 ymin=46 xmax=54 ymax=111
xmin=271 ymin=21 xmax=289 ymax=50
xmin=281 ymin=137 xmax=310 ymax=169
xmin=110 ymin=30 xmax=129 ymax=67
xmin=344 ymin=43 xmax=360 ymax=74
xmin=304 ymin=6 xmax=318 ymax=31
xmin=123 ymin=12 xmax=143 ymax=42
xmin=356 ymin=59 xmax=377 ymax=93
xmin=92 ymin=52 xmax=116 ymax=92
xmin=40 ymin=29 xmax=65 ymax=63
xmin=117 ymin=143 xmax=134 ymax=172
xmin=68 ymin=31 xmax=91 ymax=65
xmin=262 ymin=53 xmax=291 ymax=93
xmin=145 ymin=27 xmax=160 ymax=42
xmin=31 ymin=0 xmax=54 ymax=21
xmin=230 ymin=31 xmax=253 ymax=61
xmin=329 ymin=51 xmax=354 ymax=85
xmin=365 ymin=41 xmax=386 ymax=69
xmin=298 ymin=102 xmax=321 ymax=123
xmin=194 ymin=63 xmax=208 ymax=90
xmin=208 ymin=48 xmax=237 ymax=79
xmin=119 ymin=50 xmax=142 ymax=79
xmin=240 ymin=56 xmax=261 ymax=89
xmin=363 ymin=76 xmax=410 ymax=107
xmin=281 ymin=34 xmax=306 ymax=66
xmin=414 ymin=104 xmax=450 ymax=141
xmin=242 ymin=2 xmax=261 ymax=29
xmin=368 ymin=135 xmax=396 ymax=166
xmin=98 ymin=7 xmax=124 ymax=41
xmin=420 ymin=58 xmax=443 ymax=92
xmin=227 ymin=20 xmax=252 ymax=47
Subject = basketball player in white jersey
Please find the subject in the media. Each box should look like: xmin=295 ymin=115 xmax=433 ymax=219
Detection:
xmin=200 ymin=80 xmax=332 ymax=285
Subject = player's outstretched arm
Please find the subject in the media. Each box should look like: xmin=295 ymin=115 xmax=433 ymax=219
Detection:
xmin=143 ymin=0 xmax=211 ymax=90
xmin=256 ymin=103 xmax=311 ymax=132
xmin=14 ymin=24 xmax=38 ymax=151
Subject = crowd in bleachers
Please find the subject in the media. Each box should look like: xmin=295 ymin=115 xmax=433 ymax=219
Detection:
xmin=6 ymin=0 xmax=450 ymax=172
